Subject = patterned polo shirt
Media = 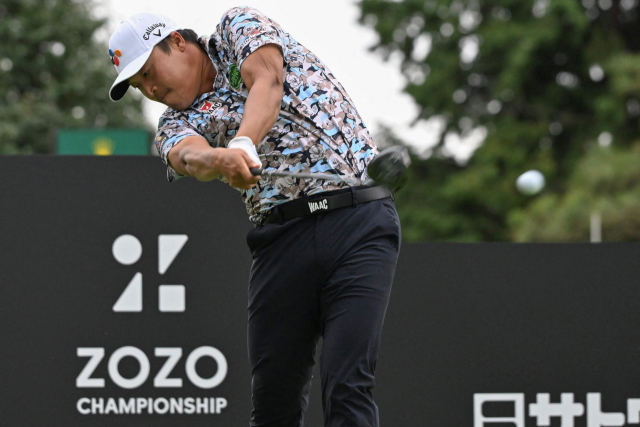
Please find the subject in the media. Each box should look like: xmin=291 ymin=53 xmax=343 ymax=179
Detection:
xmin=155 ymin=6 xmax=378 ymax=225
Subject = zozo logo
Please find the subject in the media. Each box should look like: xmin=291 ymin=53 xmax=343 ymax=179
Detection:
xmin=112 ymin=234 xmax=188 ymax=313
xmin=76 ymin=346 xmax=228 ymax=389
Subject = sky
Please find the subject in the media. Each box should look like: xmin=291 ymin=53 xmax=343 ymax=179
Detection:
xmin=95 ymin=0 xmax=482 ymax=161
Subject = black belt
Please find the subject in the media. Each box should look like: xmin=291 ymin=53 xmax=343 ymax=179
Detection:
xmin=261 ymin=185 xmax=393 ymax=225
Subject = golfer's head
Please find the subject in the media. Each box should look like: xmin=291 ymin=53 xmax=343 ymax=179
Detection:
xmin=108 ymin=13 xmax=201 ymax=110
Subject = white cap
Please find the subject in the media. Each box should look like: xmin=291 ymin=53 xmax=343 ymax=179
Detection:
xmin=108 ymin=13 xmax=181 ymax=101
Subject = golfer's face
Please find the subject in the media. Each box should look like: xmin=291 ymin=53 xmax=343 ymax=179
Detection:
xmin=128 ymin=44 xmax=197 ymax=111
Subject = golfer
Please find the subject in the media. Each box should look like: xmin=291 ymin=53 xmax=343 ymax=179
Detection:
xmin=108 ymin=7 xmax=401 ymax=426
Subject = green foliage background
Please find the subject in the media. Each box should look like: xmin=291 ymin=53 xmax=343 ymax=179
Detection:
xmin=0 ymin=0 xmax=149 ymax=154
xmin=2 ymin=0 xmax=638 ymax=241
xmin=359 ymin=0 xmax=640 ymax=241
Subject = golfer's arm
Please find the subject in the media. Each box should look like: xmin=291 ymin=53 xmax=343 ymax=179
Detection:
xmin=167 ymin=45 xmax=284 ymax=180
xmin=235 ymin=44 xmax=284 ymax=145
xmin=168 ymin=136 xmax=221 ymax=182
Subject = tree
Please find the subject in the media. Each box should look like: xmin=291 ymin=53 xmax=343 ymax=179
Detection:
xmin=510 ymin=143 xmax=640 ymax=241
xmin=359 ymin=0 xmax=640 ymax=241
xmin=0 ymin=0 xmax=149 ymax=154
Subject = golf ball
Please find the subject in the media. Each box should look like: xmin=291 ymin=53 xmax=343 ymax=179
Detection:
xmin=516 ymin=170 xmax=545 ymax=195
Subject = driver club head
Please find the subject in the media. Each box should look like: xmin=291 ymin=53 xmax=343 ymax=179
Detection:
xmin=366 ymin=146 xmax=411 ymax=192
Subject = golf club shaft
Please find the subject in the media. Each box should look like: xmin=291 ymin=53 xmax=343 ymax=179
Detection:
xmin=250 ymin=168 xmax=360 ymax=185
xmin=248 ymin=145 xmax=410 ymax=189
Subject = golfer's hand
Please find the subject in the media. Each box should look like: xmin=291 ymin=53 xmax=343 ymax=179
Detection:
xmin=216 ymin=149 xmax=261 ymax=189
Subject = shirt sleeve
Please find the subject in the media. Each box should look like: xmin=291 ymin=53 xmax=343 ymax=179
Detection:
xmin=155 ymin=112 xmax=200 ymax=182
xmin=219 ymin=6 xmax=286 ymax=70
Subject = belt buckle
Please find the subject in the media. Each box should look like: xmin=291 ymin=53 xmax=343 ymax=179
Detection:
xmin=306 ymin=197 xmax=331 ymax=214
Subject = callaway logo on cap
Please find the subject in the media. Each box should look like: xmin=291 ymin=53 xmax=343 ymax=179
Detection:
xmin=108 ymin=13 xmax=181 ymax=102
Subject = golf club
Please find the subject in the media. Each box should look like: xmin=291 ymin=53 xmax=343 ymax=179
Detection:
xmin=250 ymin=146 xmax=411 ymax=191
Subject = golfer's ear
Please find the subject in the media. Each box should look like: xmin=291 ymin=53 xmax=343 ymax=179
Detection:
xmin=169 ymin=31 xmax=186 ymax=52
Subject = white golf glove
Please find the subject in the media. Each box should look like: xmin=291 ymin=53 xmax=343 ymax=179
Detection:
xmin=228 ymin=136 xmax=261 ymax=167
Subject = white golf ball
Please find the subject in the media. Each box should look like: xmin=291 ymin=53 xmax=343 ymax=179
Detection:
xmin=516 ymin=170 xmax=545 ymax=195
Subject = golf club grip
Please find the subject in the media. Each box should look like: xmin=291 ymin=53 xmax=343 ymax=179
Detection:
xmin=250 ymin=168 xmax=263 ymax=176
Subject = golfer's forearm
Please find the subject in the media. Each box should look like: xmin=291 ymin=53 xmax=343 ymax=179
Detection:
xmin=236 ymin=76 xmax=283 ymax=145
xmin=179 ymin=145 xmax=222 ymax=182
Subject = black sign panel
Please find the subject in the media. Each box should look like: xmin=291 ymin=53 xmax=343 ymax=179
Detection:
xmin=377 ymin=243 xmax=640 ymax=427
xmin=1 ymin=157 xmax=639 ymax=426
xmin=0 ymin=157 xmax=253 ymax=426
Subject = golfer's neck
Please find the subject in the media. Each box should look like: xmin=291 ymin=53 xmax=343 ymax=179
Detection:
xmin=196 ymin=50 xmax=217 ymax=97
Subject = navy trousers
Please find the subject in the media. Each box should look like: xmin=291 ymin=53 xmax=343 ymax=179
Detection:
xmin=246 ymin=197 xmax=401 ymax=427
